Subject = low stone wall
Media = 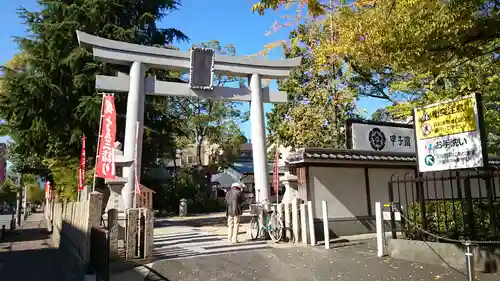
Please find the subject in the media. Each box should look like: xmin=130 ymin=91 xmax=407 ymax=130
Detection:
xmin=45 ymin=192 xmax=104 ymax=281
xmin=388 ymin=239 xmax=500 ymax=273
xmin=107 ymin=208 xmax=154 ymax=261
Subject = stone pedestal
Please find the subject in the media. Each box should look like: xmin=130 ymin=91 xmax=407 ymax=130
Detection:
xmin=280 ymin=172 xmax=299 ymax=204
xmin=105 ymin=178 xmax=127 ymax=213
xmin=103 ymin=144 xmax=133 ymax=214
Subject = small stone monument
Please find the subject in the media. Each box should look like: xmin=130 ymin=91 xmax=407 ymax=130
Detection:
xmin=179 ymin=198 xmax=188 ymax=217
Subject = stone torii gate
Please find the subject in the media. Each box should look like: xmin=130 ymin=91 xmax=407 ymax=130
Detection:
xmin=77 ymin=31 xmax=301 ymax=209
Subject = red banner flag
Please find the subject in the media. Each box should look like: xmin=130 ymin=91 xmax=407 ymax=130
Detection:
xmin=45 ymin=181 xmax=51 ymax=200
xmin=134 ymin=121 xmax=140 ymax=195
xmin=273 ymin=147 xmax=279 ymax=196
xmin=96 ymin=94 xmax=117 ymax=179
xmin=78 ymin=135 xmax=86 ymax=191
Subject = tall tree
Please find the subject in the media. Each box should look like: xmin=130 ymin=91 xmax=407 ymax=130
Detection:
xmin=0 ymin=0 xmax=188 ymax=165
xmin=0 ymin=0 xmax=188 ymax=198
xmin=253 ymin=0 xmax=500 ymax=152
xmin=267 ymin=23 xmax=360 ymax=148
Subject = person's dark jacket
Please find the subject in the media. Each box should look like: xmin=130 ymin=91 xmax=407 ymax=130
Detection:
xmin=225 ymin=188 xmax=244 ymax=217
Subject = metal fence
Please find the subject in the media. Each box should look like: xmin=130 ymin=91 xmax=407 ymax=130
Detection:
xmin=90 ymin=227 xmax=110 ymax=281
xmin=388 ymin=169 xmax=500 ymax=242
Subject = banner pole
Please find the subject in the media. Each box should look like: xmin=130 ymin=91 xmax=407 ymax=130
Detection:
xmin=277 ymin=141 xmax=279 ymax=204
xmin=77 ymin=168 xmax=81 ymax=202
xmin=133 ymin=121 xmax=140 ymax=208
xmin=274 ymin=141 xmax=279 ymax=204
xmin=92 ymin=93 xmax=106 ymax=192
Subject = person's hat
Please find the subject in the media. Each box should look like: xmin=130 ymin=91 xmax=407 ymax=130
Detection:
xmin=231 ymin=182 xmax=244 ymax=189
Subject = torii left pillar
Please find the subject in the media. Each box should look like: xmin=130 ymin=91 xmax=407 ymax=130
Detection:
xmin=122 ymin=62 xmax=146 ymax=208
xmin=249 ymin=74 xmax=269 ymax=203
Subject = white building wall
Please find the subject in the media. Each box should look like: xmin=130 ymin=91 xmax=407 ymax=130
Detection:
xmin=368 ymin=168 xmax=415 ymax=213
xmin=310 ymin=167 xmax=367 ymax=219
xmin=311 ymin=166 xmax=500 ymax=222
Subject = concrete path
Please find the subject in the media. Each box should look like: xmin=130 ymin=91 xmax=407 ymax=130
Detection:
xmin=0 ymin=213 xmax=14 ymax=230
xmin=112 ymin=213 xmax=500 ymax=281
xmin=140 ymin=239 xmax=499 ymax=281
xmin=152 ymin=226 xmax=272 ymax=261
xmin=0 ymin=213 xmax=64 ymax=281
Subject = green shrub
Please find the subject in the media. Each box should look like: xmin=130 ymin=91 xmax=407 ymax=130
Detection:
xmin=154 ymin=169 xmax=225 ymax=215
xmin=406 ymin=199 xmax=500 ymax=240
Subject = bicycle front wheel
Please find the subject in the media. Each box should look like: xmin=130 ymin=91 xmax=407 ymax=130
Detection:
xmin=268 ymin=214 xmax=283 ymax=242
xmin=250 ymin=216 xmax=260 ymax=240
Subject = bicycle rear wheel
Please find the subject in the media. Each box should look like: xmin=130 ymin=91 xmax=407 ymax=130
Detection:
xmin=250 ymin=216 xmax=260 ymax=240
xmin=268 ymin=214 xmax=283 ymax=242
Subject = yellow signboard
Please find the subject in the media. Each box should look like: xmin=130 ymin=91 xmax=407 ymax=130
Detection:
xmin=414 ymin=95 xmax=478 ymax=140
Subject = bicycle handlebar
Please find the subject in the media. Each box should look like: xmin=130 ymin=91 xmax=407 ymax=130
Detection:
xmin=255 ymin=199 xmax=270 ymax=206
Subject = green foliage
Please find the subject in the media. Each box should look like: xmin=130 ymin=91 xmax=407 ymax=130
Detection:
xmin=0 ymin=178 xmax=20 ymax=204
xmin=267 ymin=23 xmax=362 ymax=148
xmin=20 ymin=173 xmax=45 ymax=204
xmin=251 ymin=0 xmax=326 ymax=17
xmin=254 ymin=0 xmax=500 ymax=152
xmin=0 ymin=0 xmax=195 ymax=201
xmin=42 ymin=157 xmax=78 ymax=201
xmin=154 ymin=170 xmax=224 ymax=214
xmin=406 ymin=200 xmax=500 ymax=240
xmin=0 ymin=0 xmax=188 ymax=172
xmin=27 ymin=184 xmax=45 ymax=204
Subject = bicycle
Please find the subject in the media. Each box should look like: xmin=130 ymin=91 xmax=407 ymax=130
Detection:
xmin=249 ymin=200 xmax=284 ymax=242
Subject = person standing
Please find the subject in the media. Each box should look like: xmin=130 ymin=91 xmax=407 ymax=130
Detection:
xmin=225 ymin=182 xmax=244 ymax=243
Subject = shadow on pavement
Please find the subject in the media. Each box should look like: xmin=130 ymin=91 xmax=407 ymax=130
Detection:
xmin=0 ymin=248 xmax=63 ymax=280
xmin=155 ymin=214 xmax=253 ymax=228
xmin=1 ymin=227 xmax=50 ymax=243
xmin=143 ymin=264 xmax=172 ymax=281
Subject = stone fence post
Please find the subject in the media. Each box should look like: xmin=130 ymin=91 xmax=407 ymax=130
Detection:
xmin=126 ymin=209 xmax=139 ymax=260
xmin=108 ymin=209 xmax=119 ymax=260
xmin=84 ymin=192 xmax=103 ymax=264
xmin=291 ymin=199 xmax=299 ymax=244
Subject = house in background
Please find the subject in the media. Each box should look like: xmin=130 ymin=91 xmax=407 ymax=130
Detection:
xmin=223 ymin=141 xmax=286 ymax=203
xmin=143 ymin=139 xmax=285 ymax=202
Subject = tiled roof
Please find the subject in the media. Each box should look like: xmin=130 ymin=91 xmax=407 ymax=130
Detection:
xmin=286 ymin=148 xmax=500 ymax=166
xmin=231 ymin=160 xmax=287 ymax=174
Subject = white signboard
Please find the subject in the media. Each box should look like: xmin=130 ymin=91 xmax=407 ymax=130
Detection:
xmin=350 ymin=122 xmax=415 ymax=153
xmin=414 ymin=95 xmax=484 ymax=173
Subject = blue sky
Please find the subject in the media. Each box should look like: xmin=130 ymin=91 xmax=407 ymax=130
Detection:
xmin=0 ymin=0 xmax=390 ymax=139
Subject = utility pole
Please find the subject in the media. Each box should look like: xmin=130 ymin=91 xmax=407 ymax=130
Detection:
xmin=15 ymin=173 xmax=22 ymax=227
xmin=22 ymin=183 xmax=28 ymax=221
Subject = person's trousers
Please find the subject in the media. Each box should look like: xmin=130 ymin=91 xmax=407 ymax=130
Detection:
xmin=227 ymin=215 xmax=241 ymax=243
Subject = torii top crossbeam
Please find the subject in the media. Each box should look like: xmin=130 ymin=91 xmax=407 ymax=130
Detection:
xmin=76 ymin=31 xmax=301 ymax=79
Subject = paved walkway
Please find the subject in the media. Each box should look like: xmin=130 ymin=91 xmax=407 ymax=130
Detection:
xmin=0 ymin=213 xmax=64 ymax=281
xmin=153 ymin=226 xmax=272 ymax=261
xmin=140 ymin=239 xmax=499 ymax=281
xmin=111 ymin=214 xmax=500 ymax=281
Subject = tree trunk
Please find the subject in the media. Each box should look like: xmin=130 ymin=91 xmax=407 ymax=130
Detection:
xmin=195 ymin=139 xmax=202 ymax=166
